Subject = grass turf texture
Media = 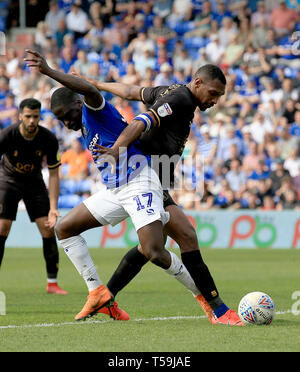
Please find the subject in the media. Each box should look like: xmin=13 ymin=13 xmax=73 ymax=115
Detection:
xmin=0 ymin=248 xmax=299 ymax=352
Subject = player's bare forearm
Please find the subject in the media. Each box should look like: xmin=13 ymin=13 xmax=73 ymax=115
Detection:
xmin=97 ymin=82 xmax=141 ymax=101
xmin=24 ymin=50 xmax=101 ymax=107
xmin=48 ymin=68 xmax=100 ymax=98
xmin=75 ymin=74 xmax=141 ymax=101
xmin=48 ymin=168 xmax=60 ymax=211
xmin=113 ymin=120 xmax=144 ymax=152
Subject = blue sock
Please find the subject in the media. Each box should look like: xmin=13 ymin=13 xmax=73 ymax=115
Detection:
xmin=213 ymin=303 xmax=229 ymax=318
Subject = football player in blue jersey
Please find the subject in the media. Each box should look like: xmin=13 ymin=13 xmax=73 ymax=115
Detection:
xmin=24 ymin=49 xmax=202 ymax=321
xmin=75 ymin=67 xmax=245 ymax=326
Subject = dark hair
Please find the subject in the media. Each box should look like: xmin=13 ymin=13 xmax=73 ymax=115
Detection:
xmin=50 ymin=87 xmax=81 ymax=111
xmin=19 ymin=98 xmax=41 ymax=112
xmin=193 ymin=64 xmax=226 ymax=85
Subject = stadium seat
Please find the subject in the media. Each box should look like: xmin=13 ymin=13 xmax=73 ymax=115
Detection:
xmin=58 ymin=194 xmax=83 ymax=209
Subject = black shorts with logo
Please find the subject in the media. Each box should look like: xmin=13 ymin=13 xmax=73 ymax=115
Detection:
xmin=0 ymin=172 xmax=50 ymax=222
xmin=163 ymin=190 xmax=177 ymax=209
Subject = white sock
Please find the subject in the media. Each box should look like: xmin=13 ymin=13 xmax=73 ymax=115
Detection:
xmin=165 ymin=251 xmax=200 ymax=297
xmin=47 ymin=278 xmax=57 ymax=284
xmin=59 ymin=235 xmax=102 ymax=291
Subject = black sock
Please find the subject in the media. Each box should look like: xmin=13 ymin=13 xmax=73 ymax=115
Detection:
xmin=42 ymin=237 xmax=59 ymax=279
xmin=0 ymin=235 xmax=7 ymax=269
xmin=107 ymin=246 xmax=149 ymax=297
xmin=181 ymin=250 xmax=224 ymax=310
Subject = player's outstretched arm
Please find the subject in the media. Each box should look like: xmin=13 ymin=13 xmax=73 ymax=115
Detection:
xmin=71 ymin=71 xmax=141 ymax=101
xmin=24 ymin=49 xmax=102 ymax=109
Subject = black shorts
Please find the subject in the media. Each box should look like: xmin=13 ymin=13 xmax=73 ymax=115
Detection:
xmin=163 ymin=190 xmax=177 ymax=209
xmin=0 ymin=175 xmax=50 ymax=222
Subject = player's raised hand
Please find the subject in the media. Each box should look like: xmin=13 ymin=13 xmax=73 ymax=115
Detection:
xmin=24 ymin=49 xmax=52 ymax=75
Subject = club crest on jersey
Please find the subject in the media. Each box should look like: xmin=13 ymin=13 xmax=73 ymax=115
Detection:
xmin=157 ymin=103 xmax=173 ymax=117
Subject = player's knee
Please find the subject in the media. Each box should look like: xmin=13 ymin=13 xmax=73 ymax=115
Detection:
xmin=55 ymin=217 xmax=70 ymax=240
xmin=142 ymin=241 xmax=163 ymax=263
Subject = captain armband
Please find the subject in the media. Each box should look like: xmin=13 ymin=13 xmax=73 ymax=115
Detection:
xmin=134 ymin=113 xmax=155 ymax=133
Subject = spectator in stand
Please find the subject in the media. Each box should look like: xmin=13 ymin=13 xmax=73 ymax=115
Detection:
xmin=128 ymin=31 xmax=155 ymax=64
xmin=173 ymin=48 xmax=193 ymax=78
xmin=277 ymin=78 xmax=299 ymax=109
xmin=270 ymin=0 xmax=299 ymax=36
xmin=251 ymin=17 xmax=270 ymax=49
xmin=61 ymin=33 xmax=78 ymax=59
xmin=65 ymin=0 xmax=89 ymax=39
xmin=152 ymin=0 xmax=173 ymax=19
xmin=184 ymin=0 xmax=212 ymax=38
xmin=242 ymin=190 xmax=260 ymax=209
xmin=277 ymin=126 xmax=300 ymax=160
xmin=154 ymin=62 xmax=175 ymax=86
xmin=45 ymin=0 xmax=65 ymax=35
xmin=277 ymin=189 xmax=300 ymax=210
xmin=0 ymin=77 xmax=12 ymax=106
xmin=114 ymin=97 xmax=135 ymax=123
xmin=134 ymin=46 xmax=156 ymax=77
xmin=148 ymin=15 xmax=176 ymax=42
xmin=290 ymin=111 xmax=300 ymax=137
xmin=284 ymin=148 xmax=300 ymax=178
xmin=270 ymin=158 xmax=291 ymax=195
xmin=54 ymin=19 xmax=70 ymax=49
xmin=248 ymin=158 xmax=271 ymax=184
xmin=60 ymin=138 xmax=91 ymax=181
xmin=243 ymin=141 xmax=266 ymax=176
xmin=217 ymin=17 xmax=238 ymax=48
xmin=283 ymin=98 xmax=297 ymax=124
xmin=225 ymin=158 xmax=247 ymax=197
xmin=249 ymin=111 xmax=274 ymax=144
xmin=251 ymin=1 xmax=271 ymax=27
xmin=35 ymin=21 xmax=51 ymax=50
xmin=205 ymin=34 xmax=225 ymax=65
xmin=217 ymin=124 xmax=243 ymax=161
xmin=72 ymin=50 xmax=93 ymax=75
xmin=212 ymin=0 xmax=232 ymax=28
xmin=167 ymin=0 xmax=193 ymax=23
xmin=0 ymin=93 xmax=18 ymax=129
xmin=5 ymin=49 xmax=19 ymax=79
xmin=219 ymin=188 xmax=241 ymax=210
xmin=197 ymin=124 xmax=218 ymax=170
xmin=103 ymin=16 xmax=129 ymax=45
xmin=265 ymin=142 xmax=282 ymax=171
xmin=59 ymin=46 xmax=76 ymax=73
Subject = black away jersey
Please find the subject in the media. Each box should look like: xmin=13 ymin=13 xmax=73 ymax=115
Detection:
xmin=0 ymin=123 xmax=61 ymax=180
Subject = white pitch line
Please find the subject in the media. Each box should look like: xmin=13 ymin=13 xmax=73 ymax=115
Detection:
xmin=0 ymin=311 xmax=292 ymax=330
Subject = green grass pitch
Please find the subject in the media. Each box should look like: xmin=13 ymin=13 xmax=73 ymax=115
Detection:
xmin=0 ymin=248 xmax=299 ymax=352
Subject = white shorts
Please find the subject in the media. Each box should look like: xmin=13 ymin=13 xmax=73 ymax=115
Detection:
xmin=83 ymin=165 xmax=169 ymax=232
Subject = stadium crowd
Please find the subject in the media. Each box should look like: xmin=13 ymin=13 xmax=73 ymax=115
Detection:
xmin=1 ymin=0 xmax=300 ymax=211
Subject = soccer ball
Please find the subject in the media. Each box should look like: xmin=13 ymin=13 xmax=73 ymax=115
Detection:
xmin=238 ymin=291 xmax=275 ymax=325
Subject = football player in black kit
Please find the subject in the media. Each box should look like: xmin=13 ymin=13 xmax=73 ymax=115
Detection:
xmin=78 ymin=64 xmax=244 ymax=326
xmin=0 ymin=98 xmax=67 ymax=295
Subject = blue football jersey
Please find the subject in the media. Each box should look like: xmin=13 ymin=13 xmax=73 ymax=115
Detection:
xmin=82 ymin=98 xmax=149 ymax=188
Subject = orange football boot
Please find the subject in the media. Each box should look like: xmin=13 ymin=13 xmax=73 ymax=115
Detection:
xmin=75 ymin=284 xmax=114 ymax=321
xmin=46 ymin=282 xmax=68 ymax=295
xmin=98 ymin=301 xmax=130 ymax=321
xmin=211 ymin=309 xmax=245 ymax=326
xmin=194 ymin=294 xmax=215 ymax=323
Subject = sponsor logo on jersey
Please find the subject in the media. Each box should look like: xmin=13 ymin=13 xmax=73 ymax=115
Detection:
xmin=89 ymin=133 xmax=99 ymax=152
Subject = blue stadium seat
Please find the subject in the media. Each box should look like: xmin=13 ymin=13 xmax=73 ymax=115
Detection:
xmin=59 ymin=179 xmax=78 ymax=195
xmin=76 ymin=179 xmax=92 ymax=193
xmin=58 ymin=194 xmax=83 ymax=209
xmin=183 ymin=37 xmax=206 ymax=50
